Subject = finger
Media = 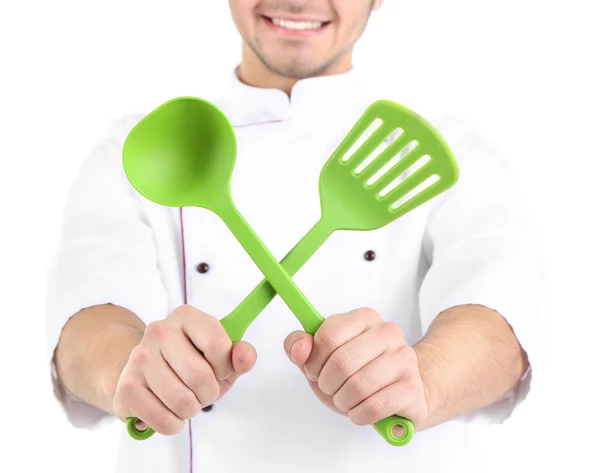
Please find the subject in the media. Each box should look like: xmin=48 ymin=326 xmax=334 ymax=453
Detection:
xmin=126 ymin=385 xmax=184 ymax=436
xmin=304 ymin=309 xmax=380 ymax=382
xmin=332 ymin=352 xmax=402 ymax=413
xmin=318 ymin=328 xmax=388 ymax=396
xmin=143 ymin=353 xmax=203 ymax=420
xmin=159 ymin=330 xmax=221 ymax=408
xmin=114 ymin=342 xmax=185 ymax=436
xmin=348 ymin=379 xmax=414 ymax=427
xmin=172 ymin=308 xmax=234 ymax=382
xmin=283 ymin=331 xmax=313 ymax=368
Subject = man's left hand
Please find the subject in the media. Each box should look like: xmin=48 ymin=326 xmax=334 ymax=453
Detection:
xmin=284 ymin=308 xmax=429 ymax=431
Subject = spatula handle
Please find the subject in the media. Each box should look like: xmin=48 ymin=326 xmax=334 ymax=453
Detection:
xmin=219 ymin=201 xmax=326 ymax=333
xmin=220 ymin=218 xmax=332 ymax=342
xmin=218 ymin=202 xmax=414 ymax=447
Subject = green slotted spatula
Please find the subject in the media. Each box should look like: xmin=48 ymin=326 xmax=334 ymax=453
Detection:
xmin=122 ymin=97 xmax=459 ymax=445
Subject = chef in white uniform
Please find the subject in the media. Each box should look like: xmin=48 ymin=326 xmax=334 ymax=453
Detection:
xmin=46 ymin=1 xmax=542 ymax=472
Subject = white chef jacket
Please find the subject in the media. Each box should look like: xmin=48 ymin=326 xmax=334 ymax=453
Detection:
xmin=46 ymin=66 xmax=541 ymax=473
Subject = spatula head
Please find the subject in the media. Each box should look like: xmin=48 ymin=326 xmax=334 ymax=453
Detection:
xmin=318 ymin=100 xmax=460 ymax=231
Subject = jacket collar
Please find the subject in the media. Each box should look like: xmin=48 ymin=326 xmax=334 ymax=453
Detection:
xmin=219 ymin=65 xmax=374 ymax=128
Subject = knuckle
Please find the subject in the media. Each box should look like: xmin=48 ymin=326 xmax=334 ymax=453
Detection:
xmin=204 ymin=312 xmax=221 ymax=326
xmin=153 ymin=412 xmax=182 ymax=436
xmin=197 ymin=312 xmax=221 ymax=331
xmin=197 ymin=379 xmax=220 ymax=406
xmin=173 ymin=391 xmax=199 ymax=418
xmin=205 ymin=381 xmax=221 ymax=405
xmin=364 ymin=398 xmax=385 ymax=423
xmin=145 ymin=321 xmax=169 ymax=341
xmin=171 ymin=304 xmax=197 ymax=319
xmin=383 ymin=321 xmax=405 ymax=341
xmin=332 ymin=352 xmax=354 ymax=377
xmin=189 ymin=365 xmax=209 ymax=391
xmin=347 ymin=373 xmax=370 ymax=398
xmin=358 ymin=307 xmax=380 ymax=321
xmin=129 ymin=345 xmax=151 ymax=366
xmin=315 ymin=325 xmax=340 ymax=351
xmin=117 ymin=378 xmax=138 ymax=401
xmin=209 ymin=328 xmax=232 ymax=353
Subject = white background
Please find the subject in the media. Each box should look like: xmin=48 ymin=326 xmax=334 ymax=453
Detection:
xmin=1 ymin=0 xmax=599 ymax=471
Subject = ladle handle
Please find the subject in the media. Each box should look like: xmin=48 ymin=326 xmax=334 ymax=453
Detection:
xmin=125 ymin=218 xmax=331 ymax=442
xmin=126 ymin=202 xmax=415 ymax=446
xmin=125 ymin=207 xmax=327 ymax=442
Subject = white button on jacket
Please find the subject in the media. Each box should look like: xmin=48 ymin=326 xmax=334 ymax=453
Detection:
xmin=46 ymin=67 xmax=541 ymax=473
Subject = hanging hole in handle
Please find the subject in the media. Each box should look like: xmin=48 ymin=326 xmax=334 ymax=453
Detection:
xmin=126 ymin=417 xmax=155 ymax=440
xmin=387 ymin=420 xmax=412 ymax=445
xmin=392 ymin=424 xmax=405 ymax=439
xmin=136 ymin=419 xmax=148 ymax=431
xmin=373 ymin=416 xmax=414 ymax=446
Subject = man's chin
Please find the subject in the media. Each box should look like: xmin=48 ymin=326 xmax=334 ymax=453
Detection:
xmin=272 ymin=66 xmax=319 ymax=80
xmin=251 ymin=43 xmax=338 ymax=79
xmin=264 ymin=57 xmax=332 ymax=80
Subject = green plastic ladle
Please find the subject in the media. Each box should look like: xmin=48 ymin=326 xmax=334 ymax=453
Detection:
xmin=122 ymin=97 xmax=459 ymax=445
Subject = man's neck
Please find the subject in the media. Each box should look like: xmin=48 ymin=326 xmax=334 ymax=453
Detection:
xmin=236 ymin=44 xmax=353 ymax=96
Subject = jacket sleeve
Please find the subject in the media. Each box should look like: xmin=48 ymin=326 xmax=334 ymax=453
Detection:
xmin=418 ymin=114 xmax=544 ymax=424
xmin=45 ymin=115 xmax=170 ymax=429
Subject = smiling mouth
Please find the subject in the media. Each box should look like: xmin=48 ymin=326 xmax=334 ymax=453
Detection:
xmin=262 ymin=16 xmax=331 ymax=31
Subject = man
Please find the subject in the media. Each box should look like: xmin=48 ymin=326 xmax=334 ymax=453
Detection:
xmin=47 ymin=1 xmax=540 ymax=472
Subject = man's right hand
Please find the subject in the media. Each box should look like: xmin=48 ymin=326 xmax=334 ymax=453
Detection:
xmin=112 ymin=304 xmax=257 ymax=435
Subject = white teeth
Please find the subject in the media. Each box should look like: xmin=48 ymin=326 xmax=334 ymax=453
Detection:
xmin=271 ymin=18 xmax=324 ymax=30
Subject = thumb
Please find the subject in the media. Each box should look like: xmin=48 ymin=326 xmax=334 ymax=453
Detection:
xmin=217 ymin=341 xmax=257 ymax=398
xmin=283 ymin=330 xmax=313 ymax=369
xmin=231 ymin=341 xmax=257 ymax=375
